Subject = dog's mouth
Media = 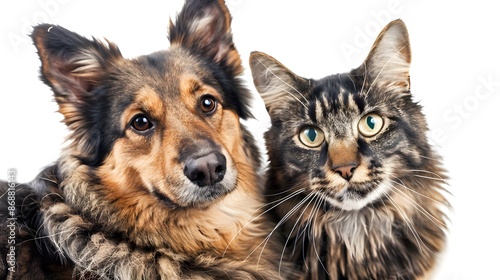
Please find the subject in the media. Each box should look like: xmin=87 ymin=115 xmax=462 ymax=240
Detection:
xmin=153 ymin=184 xmax=233 ymax=209
xmin=154 ymin=151 xmax=238 ymax=209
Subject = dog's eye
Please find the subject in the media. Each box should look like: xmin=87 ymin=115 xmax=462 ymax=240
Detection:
xmin=131 ymin=114 xmax=153 ymax=132
xmin=199 ymin=95 xmax=217 ymax=114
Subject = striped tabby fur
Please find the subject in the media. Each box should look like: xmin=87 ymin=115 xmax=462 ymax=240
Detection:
xmin=250 ymin=20 xmax=449 ymax=280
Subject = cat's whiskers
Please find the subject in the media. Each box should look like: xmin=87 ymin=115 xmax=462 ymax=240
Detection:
xmin=226 ymin=187 xmax=307 ymax=275
xmin=388 ymin=175 xmax=448 ymax=207
xmin=377 ymin=191 xmax=392 ymax=217
xmin=387 ymin=178 xmax=447 ymax=229
xmin=257 ymin=192 xmax=310 ymax=271
xmin=278 ymin=191 xmax=319 ymax=272
xmin=264 ymin=185 xmax=303 ymax=198
xmin=383 ymin=188 xmax=424 ymax=253
xmin=382 ymin=183 xmax=441 ymax=257
xmin=402 ymin=169 xmax=448 ymax=185
xmin=223 ymin=188 xmax=305 ymax=258
xmin=307 ymin=192 xmax=330 ymax=276
xmin=418 ymin=154 xmax=444 ymax=163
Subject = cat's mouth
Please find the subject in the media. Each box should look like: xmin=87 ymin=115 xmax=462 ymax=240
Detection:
xmin=336 ymin=187 xmax=370 ymax=201
xmin=321 ymin=180 xmax=391 ymax=211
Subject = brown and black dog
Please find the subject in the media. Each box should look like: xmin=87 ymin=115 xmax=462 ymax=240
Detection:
xmin=0 ymin=0 xmax=293 ymax=279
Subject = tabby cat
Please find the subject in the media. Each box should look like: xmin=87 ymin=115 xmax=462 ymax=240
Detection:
xmin=250 ymin=20 xmax=449 ymax=280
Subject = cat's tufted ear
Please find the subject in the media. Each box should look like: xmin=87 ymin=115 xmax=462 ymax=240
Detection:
xmin=360 ymin=19 xmax=411 ymax=94
xmin=250 ymin=51 xmax=309 ymax=115
xmin=169 ymin=0 xmax=242 ymax=75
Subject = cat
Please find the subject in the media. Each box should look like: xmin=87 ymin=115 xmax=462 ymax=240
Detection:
xmin=249 ymin=19 xmax=449 ymax=280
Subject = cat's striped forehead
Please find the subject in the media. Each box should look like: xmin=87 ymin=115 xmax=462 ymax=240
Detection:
xmin=309 ymin=74 xmax=366 ymax=124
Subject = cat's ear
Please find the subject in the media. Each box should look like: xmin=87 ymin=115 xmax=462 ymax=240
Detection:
xmin=169 ymin=0 xmax=242 ymax=75
xmin=32 ymin=24 xmax=122 ymax=107
xmin=361 ymin=19 xmax=411 ymax=93
xmin=250 ymin=51 xmax=309 ymax=115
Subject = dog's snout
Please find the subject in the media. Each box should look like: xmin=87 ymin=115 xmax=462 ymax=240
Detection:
xmin=184 ymin=152 xmax=226 ymax=187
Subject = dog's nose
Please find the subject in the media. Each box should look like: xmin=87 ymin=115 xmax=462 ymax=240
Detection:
xmin=184 ymin=152 xmax=226 ymax=187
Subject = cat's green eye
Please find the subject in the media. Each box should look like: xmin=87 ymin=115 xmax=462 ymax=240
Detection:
xmin=299 ymin=126 xmax=325 ymax=148
xmin=358 ymin=113 xmax=384 ymax=137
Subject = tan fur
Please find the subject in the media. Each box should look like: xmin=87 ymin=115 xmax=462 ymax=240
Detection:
xmin=328 ymin=140 xmax=359 ymax=167
xmin=19 ymin=0 xmax=294 ymax=278
xmin=55 ymin=77 xmax=274 ymax=257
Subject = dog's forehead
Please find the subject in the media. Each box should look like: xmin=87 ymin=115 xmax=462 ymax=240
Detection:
xmin=124 ymin=49 xmax=216 ymax=97
xmin=104 ymin=48 xmax=223 ymax=123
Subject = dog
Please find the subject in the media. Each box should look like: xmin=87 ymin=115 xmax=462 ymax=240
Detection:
xmin=0 ymin=0 xmax=291 ymax=278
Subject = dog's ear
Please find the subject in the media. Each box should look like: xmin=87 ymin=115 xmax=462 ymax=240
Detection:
xmin=169 ymin=0 xmax=242 ymax=74
xmin=31 ymin=24 xmax=122 ymax=106
xmin=359 ymin=19 xmax=411 ymax=94
xmin=249 ymin=51 xmax=309 ymax=117
xmin=32 ymin=24 xmax=123 ymax=166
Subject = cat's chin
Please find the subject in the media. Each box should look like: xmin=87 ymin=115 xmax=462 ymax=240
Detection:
xmin=323 ymin=181 xmax=393 ymax=211
xmin=325 ymin=194 xmax=369 ymax=211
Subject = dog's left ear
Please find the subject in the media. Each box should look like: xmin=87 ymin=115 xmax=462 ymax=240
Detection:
xmin=31 ymin=24 xmax=123 ymax=106
xmin=169 ymin=0 xmax=242 ymax=74
xmin=32 ymin=24 xmax=123 ymax=165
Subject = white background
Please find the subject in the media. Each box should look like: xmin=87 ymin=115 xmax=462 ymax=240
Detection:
xmin=1 ymin=1 xmax=499 ymax=279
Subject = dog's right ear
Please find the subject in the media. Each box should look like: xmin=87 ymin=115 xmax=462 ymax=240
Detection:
xmin=31 ymin=24 xmax=122 ymax=107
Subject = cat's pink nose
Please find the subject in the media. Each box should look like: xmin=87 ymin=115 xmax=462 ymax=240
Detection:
xmin=333 ymin=163 xmax=358 ymax=181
